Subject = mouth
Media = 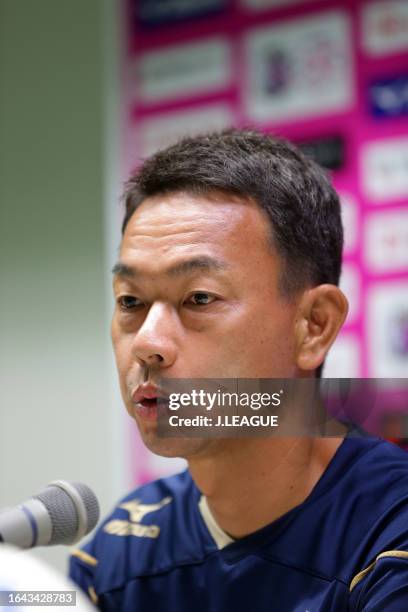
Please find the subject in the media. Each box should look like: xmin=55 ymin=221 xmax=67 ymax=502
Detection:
xmin=135 ymin=397 xmax=159 ymax=421
xmin=131 ymin=385 xmax=169 ymax=422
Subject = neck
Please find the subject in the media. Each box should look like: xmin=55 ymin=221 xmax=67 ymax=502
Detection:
xmin=188 ymin=430 xmax=347 ymax=539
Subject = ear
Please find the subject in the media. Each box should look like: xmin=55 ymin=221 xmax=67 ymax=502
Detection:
xmin=294 ymin=285 xmax=348 ymax=372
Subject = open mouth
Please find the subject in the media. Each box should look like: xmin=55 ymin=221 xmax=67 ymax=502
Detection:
xmin=136 ymin=398 xmax=158 ymax=421
xmin=136 ymin=396 xmax=169 ymax=421
xmin=131 ymin=383 xmax=170 ymax=422
xmin=140 ymin=397 xmax=157 ymax=408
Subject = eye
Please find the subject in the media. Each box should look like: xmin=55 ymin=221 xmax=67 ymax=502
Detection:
xmin=185 ymin=292 xmax=216 ymax=306
xmin=117 ymin=295 xmax=143 ymax=310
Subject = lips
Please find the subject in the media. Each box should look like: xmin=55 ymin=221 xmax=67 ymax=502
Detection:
xmin=132 ymin=384 xmax=159 ymax=405
xmin=131 ymin=383 xmax=168 ymax=421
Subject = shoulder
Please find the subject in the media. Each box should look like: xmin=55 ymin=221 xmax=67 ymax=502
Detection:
xmin=343 ymin=438 xmax=408 ymax=605
xmin=342 ymin=436 xmax=408 ymax=508
xmin=318 ymin=434 xmax=408 ymax=506
xmin=69 ymin=470 xmax=211 ymax=595
xmin=262 ymin=437 xmax=408 ymax=583
xmin=327 ymin=436 xmax=408 ymax=546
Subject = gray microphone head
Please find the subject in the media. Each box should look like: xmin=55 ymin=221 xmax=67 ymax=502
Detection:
xmin=34 ymin=481 xmax=99 ymax=545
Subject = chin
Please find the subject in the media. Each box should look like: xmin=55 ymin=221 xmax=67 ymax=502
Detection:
xmin=139 ymin=429 xmax=213 ymax=460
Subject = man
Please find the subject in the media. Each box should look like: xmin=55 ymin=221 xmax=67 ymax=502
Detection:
xmin=70 ymin=130 xmax=408 ymax=610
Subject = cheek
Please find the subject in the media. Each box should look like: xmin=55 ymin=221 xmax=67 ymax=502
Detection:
xmin=236 ymin=309 xmax=296 ymax=374
xmin=111 ymin=330 xmax=132 ymax=382
xmin=112 ymin=344 xmax=134 ymax=413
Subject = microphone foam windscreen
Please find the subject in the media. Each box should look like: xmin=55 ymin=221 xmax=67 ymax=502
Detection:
xmin=35 ymin=486 xmax=78 ymax=544
xmin=35 ymin=482 xmax=99 ymax=544
xmin=71 ymin=482 xmax=99 ymax=532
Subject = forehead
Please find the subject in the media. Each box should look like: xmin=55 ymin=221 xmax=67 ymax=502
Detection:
xmin=119 ymin=192 xmax=276 ymax=277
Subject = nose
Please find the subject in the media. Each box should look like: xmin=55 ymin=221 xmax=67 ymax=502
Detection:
xmin=131 ymin=301 xmax=178 ymax=369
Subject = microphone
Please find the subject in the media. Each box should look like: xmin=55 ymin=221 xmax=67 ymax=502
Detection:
xmin=0 ymin=480 xmax=99 ymax=549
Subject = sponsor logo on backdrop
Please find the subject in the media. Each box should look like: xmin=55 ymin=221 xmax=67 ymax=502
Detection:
xmin=244 ymin=11 xmax=354 ymax=122
xmin=134 ymin=0 xmax=226 ymax=27
xmin=365 ymin=209 xmax=408 ymax=273
xmin=138 ymin=105 xmax=233 ymax=157
xmin=340 ymin=264 xmax=360 ymax=325
xmin=362 ymin=0 xmax=408 ymax=56
xmin=323 ymin=334 xmax=361 ymax=378
xmin=390 ymin=309 xmax=408 ymax=358
xmin=361 ymin=136 xmax=408 ymax=202
xmin=369 ymin=75 xmax=408 ymax=119
xmin=135 ymin=38 xmax=231 ymax=103
xmin=367 ymin=282 xmax=408 ymax=376
xmin=340 ymin=193 xmax=358 ymax=254
xmin=298 ymin=135 xmax=345 ymax=171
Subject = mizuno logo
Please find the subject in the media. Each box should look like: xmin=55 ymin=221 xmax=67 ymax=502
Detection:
xmin=103 ymin=496 xmax=173 ymax=539
xmin=119 ymin=496 xmax=172 ymax=523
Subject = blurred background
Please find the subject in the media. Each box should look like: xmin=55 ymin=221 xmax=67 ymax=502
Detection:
xmin=0 ymin=0 xmax=407 ymax=572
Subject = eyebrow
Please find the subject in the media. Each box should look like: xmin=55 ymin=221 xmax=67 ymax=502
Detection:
xmin=111 ymin=256 xmax=228 ymax=279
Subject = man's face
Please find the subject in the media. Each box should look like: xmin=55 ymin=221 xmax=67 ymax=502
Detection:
xmin=111 ymin=192 xmax=301 ymax=458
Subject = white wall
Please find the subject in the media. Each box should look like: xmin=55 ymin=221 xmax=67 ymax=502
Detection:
xmin=0 ymin=0 xmax=126 ymax=572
